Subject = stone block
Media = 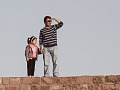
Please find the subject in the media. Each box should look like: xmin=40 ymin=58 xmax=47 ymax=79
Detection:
xmin=18 ymin=85 xmax=30 ymax=90
xmin=60 ymin=84 xmax=78 ymax=90
xmin=115 ymin=84 xmax=120 ymax=89
xmin=79 ymin=84 xmax=89 ymax=90
xmin=51 ymin=85 xmax=60 ymax=90
xmin=9 ymin=78 xmax=20 ymax=85
xmin=77 ymin=76 xmax=93 ymax=84
xmin=41 ymin=77 xmax=59 ymax=85
xmin=105 ymin=75 xmax=118 ymax=83
xmin=31 ymin=85 xmax=40 ymax=90
xmin=0 ymin=78 xmax=2 ymax=84
xmin=102 ymin=84 xmax=115 ymax=90
xmin=93 ymin=76 xmax=105 ymax=84
xmin=58 ymin=77 xmax=77 ymax=84
xmin=87 ymin=84 xmax=95 ymax=90
xmin=5 ymin=86 xmax=17 ymax=90
xmin=21 ymin=77 xmax=40 ymax=85
xmin=2 ymin=78 xmax=9 ymax=85
xmin=40 ymin=86 xmax=50 ymax=90
xmin=78 ymin=83 xmax=102 ymax=90
xmin=79 ymin=84 xmax=102 ymax=90
xmin=0 ymin=85 xmax=5 ymax=90
xmin=116 ymin=75 xmax=120 ymax=82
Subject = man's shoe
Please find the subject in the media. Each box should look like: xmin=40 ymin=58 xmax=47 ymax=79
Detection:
xmin=53 ymin=75 xmax=57 ymax=77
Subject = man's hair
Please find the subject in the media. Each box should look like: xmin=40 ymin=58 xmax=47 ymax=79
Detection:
xmin=44 ymin=16 xmax=51 ymax=22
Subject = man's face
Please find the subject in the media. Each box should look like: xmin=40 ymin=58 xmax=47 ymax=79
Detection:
xmin=45 ymin=18 xmax=52 ymax=27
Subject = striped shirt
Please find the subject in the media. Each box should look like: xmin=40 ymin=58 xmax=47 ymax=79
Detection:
xmin=39 ymin=21 xmax=63 ymax=47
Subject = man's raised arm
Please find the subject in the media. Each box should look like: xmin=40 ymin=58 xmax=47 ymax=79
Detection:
xmin=51 ymin=18 xmax=61 ymax=23
xmin=51 ymin=18 xmax=63 ymax=30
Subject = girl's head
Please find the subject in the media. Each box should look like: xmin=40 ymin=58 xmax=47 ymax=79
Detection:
xmin=31 ymin=36 xmax=37 ymax=45
xmin=27 ymin=36 xmax=37 ymax=45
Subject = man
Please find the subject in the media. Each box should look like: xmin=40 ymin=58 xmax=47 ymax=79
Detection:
xmin=39 ymin=16 xmax=63 ymax=77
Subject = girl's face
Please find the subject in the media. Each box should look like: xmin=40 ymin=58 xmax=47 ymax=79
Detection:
xmin=31 ymin=39 xmax=37 ymax=45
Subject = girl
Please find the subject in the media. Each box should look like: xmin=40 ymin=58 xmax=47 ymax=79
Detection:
xmin=25 ymin=36 xmax=39 ymax=77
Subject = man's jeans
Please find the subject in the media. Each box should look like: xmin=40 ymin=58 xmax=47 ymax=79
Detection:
xmin=43 ymin=46 xmax=59 ymax=77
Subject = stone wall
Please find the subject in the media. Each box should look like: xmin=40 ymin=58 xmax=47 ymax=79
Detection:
xmin=0 ymin=75 xmax=120 ymax=90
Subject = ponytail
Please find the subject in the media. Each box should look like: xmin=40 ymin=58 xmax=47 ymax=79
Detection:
xmin=27 ymin=38 xmax=31 ymax=44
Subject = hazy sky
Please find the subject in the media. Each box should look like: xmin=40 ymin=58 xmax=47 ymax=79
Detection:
xmin=0 ymin=0 xmax=120 ymax=77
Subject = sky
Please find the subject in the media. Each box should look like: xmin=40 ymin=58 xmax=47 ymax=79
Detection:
xmin=0 ymin=0 xmax=120 ymax=77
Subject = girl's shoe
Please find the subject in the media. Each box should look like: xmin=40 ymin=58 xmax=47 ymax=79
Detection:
xmin=28 ymin=75 xmax=32 ymax=77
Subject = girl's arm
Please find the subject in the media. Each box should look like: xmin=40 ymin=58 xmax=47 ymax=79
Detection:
xmin=25 ymin=46 xmax=30 ymax=61
xmin=26 ymin=57 xmax=29 ymax=62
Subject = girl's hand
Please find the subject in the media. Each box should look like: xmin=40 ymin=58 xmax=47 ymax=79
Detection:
xmin=36 ymin=57 xmax=38 ymax=61
xmin=26 ymin=58 xmax=29 ymax=62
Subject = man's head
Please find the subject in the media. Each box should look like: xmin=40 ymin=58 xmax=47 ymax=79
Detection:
xmin=44 ymin=16 xmax=52 ymax=27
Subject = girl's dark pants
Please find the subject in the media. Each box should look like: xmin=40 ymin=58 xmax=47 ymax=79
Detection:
xmin=27 ymin=58 xmax=36 ymax=76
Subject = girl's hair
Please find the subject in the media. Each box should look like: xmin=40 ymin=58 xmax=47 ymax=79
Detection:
xmin=27 ymin=36 xmax=37 ymax=44
xmin=27 ymin=37 xmax=31 ymax=44
xmin=30 ymin=36 xmax=37 ymax=41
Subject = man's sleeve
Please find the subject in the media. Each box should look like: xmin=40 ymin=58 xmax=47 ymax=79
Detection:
xmin=54 ymin=21 xmax=63 ymax=30
xmin=39 ymin=30 xmax=43 ymax=45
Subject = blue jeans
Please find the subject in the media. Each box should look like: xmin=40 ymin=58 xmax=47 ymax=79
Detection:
xmin=43 ymin=46 xmax=59 ymax=77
